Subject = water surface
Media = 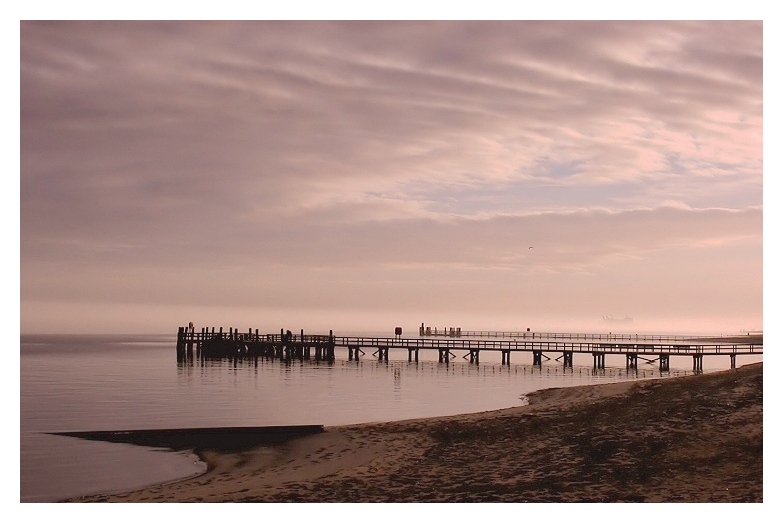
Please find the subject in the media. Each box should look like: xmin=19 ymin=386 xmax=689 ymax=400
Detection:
xmin=20 ymin=333 xmax=759 ymax=502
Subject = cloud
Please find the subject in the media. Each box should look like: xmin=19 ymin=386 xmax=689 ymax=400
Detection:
xmin=19 ymin=21 xmax=763 ymax=333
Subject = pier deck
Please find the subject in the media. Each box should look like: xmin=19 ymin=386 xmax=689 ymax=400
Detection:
xmin=176 ymin=326 xmax=762 ymax=371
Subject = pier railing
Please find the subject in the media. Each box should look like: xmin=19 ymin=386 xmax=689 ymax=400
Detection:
xmin=418 ymin=328 xmax=756 ymax=343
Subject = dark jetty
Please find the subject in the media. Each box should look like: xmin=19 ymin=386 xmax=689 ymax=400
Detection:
xmin=49 ymin=425 xmax=324 ymax=451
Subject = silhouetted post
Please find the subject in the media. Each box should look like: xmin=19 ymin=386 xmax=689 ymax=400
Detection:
xmin=533 ymin=350 xmax=542 ymax=366
xmin=177 ymin=326 xmax=185 ymax=362
xmin=327 ymin=330 xmax=335 ymax=362
xmin=197 ymin=327 xmax=205 ymax=357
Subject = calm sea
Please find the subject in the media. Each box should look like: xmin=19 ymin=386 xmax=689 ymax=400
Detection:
xmin=19 ymin=331 xmax=760 ymax=502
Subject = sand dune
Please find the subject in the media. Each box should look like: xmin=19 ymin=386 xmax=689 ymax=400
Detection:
xmin=66 ymin=363 xmax=762 ymax=503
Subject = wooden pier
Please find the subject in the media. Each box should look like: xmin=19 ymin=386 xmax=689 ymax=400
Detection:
xmin=176 ymin=326 xmax=762 ymax=371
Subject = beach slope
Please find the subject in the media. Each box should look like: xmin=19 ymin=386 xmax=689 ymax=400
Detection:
xmin=69 ymin=363 xmax=762 ymax=502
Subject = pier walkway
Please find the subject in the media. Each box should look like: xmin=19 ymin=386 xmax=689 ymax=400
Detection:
xmin=418 ymin=325 xmax=746 ymax=343
xmin=176 ymin=326 xmax=762 ymax=372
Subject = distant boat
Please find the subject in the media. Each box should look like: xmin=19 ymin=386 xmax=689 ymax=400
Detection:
xmin=603 ymin=315 xmax=633 ymax=324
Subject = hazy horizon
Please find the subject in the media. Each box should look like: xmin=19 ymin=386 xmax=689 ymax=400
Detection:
xmin=20 ymin=21 xmax=763 ymax=337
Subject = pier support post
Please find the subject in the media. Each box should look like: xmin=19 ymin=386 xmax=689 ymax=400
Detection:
xmin=197 ymin=328 xmax=204 ymax=358
xmin=626 ymin=353 xmax=637 ymax=370
xmin=176 ymin=326 xmax=186 ymax=362
xmin=327 ymin=330 xmax=335 ymax=363
xmin=501 ymin=350 xmax=511 ymax=366
xmin=659 ymin=354 xmax=670 ymax=372
xmin=532 ymin=350 xmax=542 ymax=366
xmin=593 ymin=353 xmax=605 ymax=370
xmin=185 ymin=325 xmax=194 ymax=359
xmin=730 ymin=354 xmax=736 ymax=369
xmin=692 ymin=354 xmax=703 ymax=372
xmin=562 ymin=351 xmax=573 ymax=368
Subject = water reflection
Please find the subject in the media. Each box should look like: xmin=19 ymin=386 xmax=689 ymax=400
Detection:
xmin=174 ymin=351 xmax=694 ymax=420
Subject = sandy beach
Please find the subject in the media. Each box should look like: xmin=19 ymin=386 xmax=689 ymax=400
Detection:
xmin=66 ymin=362 xmax=762 ymax=503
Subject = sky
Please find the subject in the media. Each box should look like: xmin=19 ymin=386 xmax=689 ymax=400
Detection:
xmin=18 ymin=18 xmax=766 ymax=336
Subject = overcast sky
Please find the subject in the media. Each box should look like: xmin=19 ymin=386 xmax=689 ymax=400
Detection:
xmin=19 ymin=20 xmax=764 ymax=335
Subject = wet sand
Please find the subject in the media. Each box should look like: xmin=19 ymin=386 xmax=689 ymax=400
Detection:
xmin=66 ymin=363 xmax=762 ymax=503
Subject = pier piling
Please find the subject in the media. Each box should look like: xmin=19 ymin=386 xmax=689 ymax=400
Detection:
xmin=501 ymin=350 xmax=511 ymax=365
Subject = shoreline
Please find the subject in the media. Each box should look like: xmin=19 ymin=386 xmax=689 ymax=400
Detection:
xmin=65 ymin=363 xmax=763 ymax=502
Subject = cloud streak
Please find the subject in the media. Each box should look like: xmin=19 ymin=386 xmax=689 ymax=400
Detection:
xmin=20 ymin=20 xmax=763 ymax=334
